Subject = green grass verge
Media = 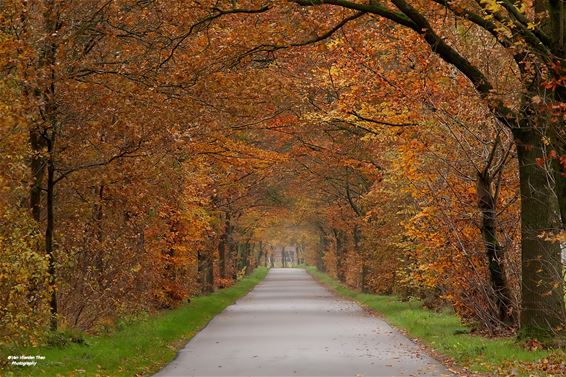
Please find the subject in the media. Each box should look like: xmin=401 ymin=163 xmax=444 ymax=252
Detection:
xmin=306 ymin=266 xmax=565 ymax=376
xmin=3 ymin=267 xmax=269 ymax=377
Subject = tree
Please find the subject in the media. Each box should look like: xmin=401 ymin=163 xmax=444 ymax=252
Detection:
xmin=288 ymin=0 xmax=566 ymax=340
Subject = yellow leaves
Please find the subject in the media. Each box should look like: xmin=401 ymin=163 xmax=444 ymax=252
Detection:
xmin=0 ymin=207 xmax=51 ymax=347
xmin=480 ymin=0 xmax=504 ymax=15
xmin=326 ymin=38 xmax=343 ymax=49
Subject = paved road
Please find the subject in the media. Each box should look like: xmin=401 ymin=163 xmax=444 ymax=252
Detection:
xmin=154 ymin=268 xmax=451 ymax=376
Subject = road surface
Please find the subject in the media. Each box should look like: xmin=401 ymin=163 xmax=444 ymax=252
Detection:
xmin=154 ymin=268 xmax=451 ymax=376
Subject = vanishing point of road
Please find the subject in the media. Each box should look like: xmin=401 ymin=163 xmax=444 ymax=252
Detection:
xmin=154 ymin=268 xmax=452 ymax=377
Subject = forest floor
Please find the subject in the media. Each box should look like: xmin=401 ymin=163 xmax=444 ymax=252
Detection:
xmin=306 ymin=266 xmax=566 ymax=376
xmin=154 ymin=268 xmax=450 ymax=376
xmin=3 ymin=268 xmax=268 ymax=377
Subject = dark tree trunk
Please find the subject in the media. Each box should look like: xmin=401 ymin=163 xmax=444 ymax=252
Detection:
xmin=198 ymin=251 xmax=214 ymax=294
xmin=239 ymin=242 xmax=250 ymax=275
xmin=353 ymin=224 xmax=366 ymax=292
xmin=29 ymin=130 xmax=45 ymax=222
xmin=270 ymin=247 xmax=275 ymax=268
xmin=218 ymin=233 xmax=226 ymax=279
xmin=282 ymin=247 xmax=287 ymax=268
xmin=317 ymin=228 xmax=327 ymax=272
xmin=513 ymin=126 xmax=566 ymax=339
xmin=230 ymin=241 xmax=238 ymax=279
xmin=476 ymin=171 xmax=514 ymax=325
xmin=298 ymin=241 xmax=305 ymax=264
xmin=218 ymin=213 xmax=233 ymax=279
xmin=257 ymin=241 xmax=263 ymax=267
xmin=46 ymin=138 xmax=57 ymax=331
xmin=334 ymin=229 xmax=346 ymax=282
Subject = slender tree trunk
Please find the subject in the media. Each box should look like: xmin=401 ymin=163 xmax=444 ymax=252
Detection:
xmin=257 ymin=240 xmax=263 ymax=267
xmin=334 ymin=229 xmax=346 ymax=282
xmin=317 ymin=229 xmax=326 ymax=272
xmin=218 ymin=213 xmax=233 ymax=279
xmin=218 ymin=229 xmax=227 ymax=279
xmin=198 ymin=251 xmax=213 ymax=294
xmin=46 ymin=139 xmax=57 ymax=330
xmin=476 ymin=171 xmax=514 ymax=325
xmin=353 ymin=224 xmax=366 ymax=292
xmin=270 ymin=247 xmax=275 ymax=268
xmin=240 ymin=242 xmax=250 ymax=275
xmin=230 ymin=241 xmax=238 ymax=279
xmin=513 ymin=126 xmax=566 ymax=339
xmin=29 ymin=130 xmax=45 ymax=222
xmin=207 ymin=251 xmax=214 ymax=291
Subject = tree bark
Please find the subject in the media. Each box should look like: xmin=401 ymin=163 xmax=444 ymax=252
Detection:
xmin=513 ymin=126 xmax=566 ymax=339
xmin=46 ymin=146 xmax=57 ymax=331
xmin=353 ymin=224 xmax=366 ymax=292
xmin=257 ymin=241 xmax=264 ymax=267
xmin=282 ymin=246 xmax=287 ymax=268
xmin=29 ymin=130 xmax=45 ymax=222
xmin=317 ymin=227 xmax=327 ymax=272
xmin=270 ymin=246 xmax=275 ymax=268
xmin=476 ymin=170 xmax=514 ymax=325
xmin=334 ymin=229 xmax=346 ymax=282
xmin=218 ymin=237 xmax=226 ymax=278
xmin=198 ymin=251 xmax=214 ymax=294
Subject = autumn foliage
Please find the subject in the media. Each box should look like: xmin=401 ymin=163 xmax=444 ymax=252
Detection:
xmin=1 ymin=0 xmax=566 ymax=353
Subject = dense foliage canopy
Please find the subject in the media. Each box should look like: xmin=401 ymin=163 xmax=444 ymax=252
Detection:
xmin=1 ymin=0 xmax=565 ymax=355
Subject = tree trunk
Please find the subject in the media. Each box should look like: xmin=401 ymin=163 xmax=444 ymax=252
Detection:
xmin=218 ymin=213 xmax=233 ymax=279
xmin=476 ymin=171 xmax=514 ymax=325
xmin=353 ymin=224 xmax=366 ymax=292
xmin=198 ymin=251 xmax=214 ymax=294
xmin=29 ymin=130 xmax=45 ymax=222
xmin=46 ymin=139 xmax=57 ymax=331
xmin=218 ymin=233 xmax=226 ymax=279
xmin=334 ymin=229 xmax=346 ymax=282
xmin=257 ymin=240 xmax=264 ymax=267
xmin=240 ymin=242 xmax=250 ymax=275
xmin=317 ymin=229 xmax=326 ymax=272
xmin=230 ymin=241 xmax=238 ymax=279
xmin=298 ymin=241 xmax=305 ymax=264
xmin=513 ymin=126 xmax=566 ymax=339
xmin=270 ymin=247 xmax=275 ymax=268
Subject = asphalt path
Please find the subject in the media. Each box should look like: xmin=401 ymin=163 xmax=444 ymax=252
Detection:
xmin=154 ymin=268 xmax=452 ymax=377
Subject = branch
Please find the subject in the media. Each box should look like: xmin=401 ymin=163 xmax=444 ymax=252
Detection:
xmin=230 ymin=11 xmax=365 ymax=65
xmin=498 ymin=0 xmax=552 ymax=47
xmin=472 ymin=0 xmax=552 ymax=58
xmin=349 ymin=110 xmax=418 ymax=127
xmin=346 ymin=182 xmax=363 ymax=216
xmin=289 ymin=11 xmax=365 ymax=47
xmin=294 ymin=0 xmax=416 ymax=28
xmin=159 ymin=5 xmax=271 ymax=69
xmin=431 ymin=0 xmax=513 ymax=49
xmin=53 ymin=140 xmax=144 ymax=185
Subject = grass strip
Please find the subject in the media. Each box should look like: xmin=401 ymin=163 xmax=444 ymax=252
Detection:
xmin=305 ymin=266 xmax=564 ymax=376
xmin=4 ymin=267 xmax=269 ymax=377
